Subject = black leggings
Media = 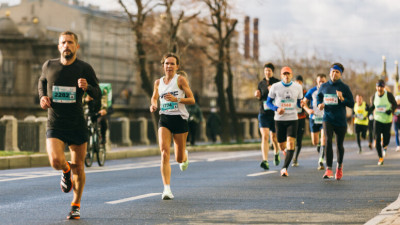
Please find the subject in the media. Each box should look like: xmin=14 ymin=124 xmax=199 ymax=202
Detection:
xmin=323 ymin=121 xmax=347 ymax=168
xmin=294 ymin=118 xmax=305 ymax=160
xmin=374 ymin=121 xmax=392 ymax=158
xmin=355 ymin=124 xmax=367 ymax=149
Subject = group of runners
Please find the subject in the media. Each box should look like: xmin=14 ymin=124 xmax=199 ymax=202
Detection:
xmin=37 ymin=31 xmax=399 ymax=220
xmin=255 ymin=62 xmax=399 ymax=180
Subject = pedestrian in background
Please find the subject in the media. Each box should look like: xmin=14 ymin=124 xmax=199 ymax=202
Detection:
xmin=207 ymin=107 xmax=221 ymax=143
xmin=186 ymin=95 xmax=203 ymax=146
xmin=317 ymin=63 xmax=354 ymax=180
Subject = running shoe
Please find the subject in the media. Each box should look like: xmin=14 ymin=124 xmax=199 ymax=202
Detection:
xmin=396 ymin=146 xmax=400 ymax=152
xmin=358 ymin=148 xmax=362 ymax=154
xmin=280 ymin=168 xmax=289 ymax=177
xmin=67 ymin=206 xmax=80 ymax=220
xmin=260 ymin=161 xmax=269 ymax=170
xmin=60 ymin=161 xmax=73 ymax=193
xmin=368 ymin=143 xmax=372 ymax=150
xmin=323 ymin=169 xmax=334 ymax=179
xmin=318 ymin=162 xmax=325 ymax=170
xmin=162 ymin=189 xmax=174 ymax=200
xmin=383 ymin=148 xmax=387 ymax=157
xmin=378 ymin=157 xmax=384 ymax=166
xmin=179 ymin=150 xmax=189 ymax=171
xmin=292 ymin=159 xmax=299 ymax=167
xmin=335 ymin=167 xmax=343 ymax=180
xmin=274 ymin=154 xmax=280 ymax=166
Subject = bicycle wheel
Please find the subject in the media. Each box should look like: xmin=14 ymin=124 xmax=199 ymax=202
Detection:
xmin=85 ymin=141 xmax=94 ymax=167
xmin=96 ymin=143 xmax=106 ymax=166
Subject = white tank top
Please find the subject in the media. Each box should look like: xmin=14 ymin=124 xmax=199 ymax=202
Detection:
xmin=158 ymin=74 xmax=189 ymax=119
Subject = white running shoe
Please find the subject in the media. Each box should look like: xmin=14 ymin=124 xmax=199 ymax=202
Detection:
xmin=396 ymin=146 xmax=400 ymax=152
xmin=179 ymin=150 xmax=189 ymax=171
xmin=162 ymin=189 xmax=174 ymax=200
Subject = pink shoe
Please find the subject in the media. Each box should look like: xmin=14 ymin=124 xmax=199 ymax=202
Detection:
xmin=323 ymin=169 xmax=333 ymax=179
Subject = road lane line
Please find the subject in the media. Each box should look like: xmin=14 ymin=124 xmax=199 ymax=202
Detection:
xmin=106 ymin=193 xmax=162 ymax=204
xmin=207 ymin=152 xmax=260 ymax=162
xmin=247 ymin=171 xmax=277 ymax=177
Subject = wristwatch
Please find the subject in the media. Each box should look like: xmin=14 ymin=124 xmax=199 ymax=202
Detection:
xmin=177 ymin=97 xmax=181 ymax=103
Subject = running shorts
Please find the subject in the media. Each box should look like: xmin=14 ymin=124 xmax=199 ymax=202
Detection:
xmin=159 ymin=114 xmax=189 ymax=134
xmin=47 ymin=129 xmax=88 ymax=146
xmin=275 ymin=120 xmax=298 ymax=143
xmin=309 ymin=119 xmax=323 ymax=133
xmin=258 ymin=113 xmax=276 ymax=132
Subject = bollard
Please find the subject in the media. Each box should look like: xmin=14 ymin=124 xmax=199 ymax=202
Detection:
xmin=36 ymin=117 xmax=47 ymax=153
xmin=119 ymin=117 xmax=132 ymax=146
xmin=0 ymin=115 xmax=20 ymax=152
xmin=251 ymin=118 xmax=260 ymax=139
xmin=242 ymin=118 xmax=251 ymax=140
xmin=137 ymin=117 xmax=150 ymax=145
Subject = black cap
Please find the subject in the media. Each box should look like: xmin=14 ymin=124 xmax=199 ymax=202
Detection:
xmin=376 ymin=79 xmax=385 ymax=87
xmin=295 ymin=75 xmax=303 ymax=82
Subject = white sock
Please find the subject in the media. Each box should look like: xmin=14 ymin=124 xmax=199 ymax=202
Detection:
xmin=164 ymin=185 xmax=171 ymax=192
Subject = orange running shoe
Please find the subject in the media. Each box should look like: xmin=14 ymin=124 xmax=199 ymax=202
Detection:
xmin=323 ymin=168 xmax=334 ymax=179
xmin=378 ymin=157 xmax=384 ymax=166
xmin=280 ymin=168 xmax=289 ymax=177
xmin=335 ymin=167 xmax=343 ymax=180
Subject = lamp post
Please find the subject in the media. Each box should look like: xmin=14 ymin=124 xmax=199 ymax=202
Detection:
xmin=394 ymin=60 xmax=399 ymax=96
xmin=0 ymin=49 xmax=3 ymax=68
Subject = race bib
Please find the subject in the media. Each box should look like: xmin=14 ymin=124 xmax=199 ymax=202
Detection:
xmin=280 ymin=99 xmax=295 ymax=111
xmin=160 ymin=99 xmax=178 ymax=112
xmin=323 ymin=94 xmax=338 ymax=105
xmin=314 ymin=114 xmax=323 ymax=124
xmin=52 ymin=86 xmax=76 ymax=103
xmin=355 ymin=113 xmax=365 ymax=120
xmin=369 ymin=114 xmax=374 ymax=120
xmin=376 ymin=105 xmax=387 ymax=113
xmin=263 ymin=100 xmax=271 ymax=111
xmin=394 ymin=109 xmax=400 ymax=116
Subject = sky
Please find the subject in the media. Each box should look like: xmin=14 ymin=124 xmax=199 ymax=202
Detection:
xmin=1 ymin=0 xmax=399 ymax=75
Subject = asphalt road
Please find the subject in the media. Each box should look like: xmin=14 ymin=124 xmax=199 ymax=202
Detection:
xmin=1 ymin=140 xmax=400 ymax=225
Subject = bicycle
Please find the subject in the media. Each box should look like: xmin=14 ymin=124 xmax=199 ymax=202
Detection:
xmin=85 ymin=112 xmax=106 ymax=167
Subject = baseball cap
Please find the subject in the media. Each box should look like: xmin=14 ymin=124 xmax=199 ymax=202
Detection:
xmin=281 ymin=66 xmax=292 ymax=74
xmin=376 ymin=80 xmax=385 ymax=87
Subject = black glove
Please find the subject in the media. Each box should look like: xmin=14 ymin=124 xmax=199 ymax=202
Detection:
xmin=385 ymin=109 xmax=392 ymax=115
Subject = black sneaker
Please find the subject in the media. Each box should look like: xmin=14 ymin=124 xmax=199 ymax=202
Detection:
xmin=60 ymin=161 xmax=73 ymax=193
xmin=67 ymin=206 xmax=80 ymax=220
xmin=260 ymin=161 xmax=269 ymax=170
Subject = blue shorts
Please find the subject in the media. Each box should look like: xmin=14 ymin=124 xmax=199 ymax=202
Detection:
xmin=159 ymin=114 xmax=189 ymax=134
xmin=258 ymin=113 xmax=276 ymax=132
xmin=46 ymin=129 xmax=88 ymax=146
xmin=309 ymin=119 xmax=323 ymax=133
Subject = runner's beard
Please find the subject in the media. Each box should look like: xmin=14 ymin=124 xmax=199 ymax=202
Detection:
xmin=63 ymin=51 xmax=74 ymax=60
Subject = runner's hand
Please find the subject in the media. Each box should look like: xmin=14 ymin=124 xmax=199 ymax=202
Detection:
xmin=318 ymin=103 xmax=325 ymax=111
xmin=78 ymin=78 xmax=88 ymax=91
xmin=40 ymin=96 xmax=52 ymax=109
xmin=277 ymin=107 xmax=285 ymax=115
xmin=150 ymin=105 xmax=157 ymax=113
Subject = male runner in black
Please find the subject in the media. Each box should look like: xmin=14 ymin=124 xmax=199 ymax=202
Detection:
xmin=38 ymin=31 xmax=101 ymax=220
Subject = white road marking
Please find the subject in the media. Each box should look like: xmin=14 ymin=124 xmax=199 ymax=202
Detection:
xmin=106 ymin=193 xmax=161 ymax=204
xmin=247 ymin=171 xmax=277 ymax=177
xmin=207 ymin=152 xmax=260 ymax=162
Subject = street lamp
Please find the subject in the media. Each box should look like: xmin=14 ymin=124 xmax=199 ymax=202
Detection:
xmin=0 ymin=49 xmax=3 ymax=68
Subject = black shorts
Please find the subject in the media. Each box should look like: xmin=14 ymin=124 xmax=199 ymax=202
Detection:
xmin=309 ymin=119 xmax=323 ymax=133
xmin=275 ymin=120 xmax=298 ymax=143
xmin=159 ymin=114 xmax=189 ymax=134
xmin=46 ymin=129 xmax=88 ymax=146
xmin=258 ymin=113 xmax=276 ymax=132
xmin=355 ymin=124 xmax=368 ymax=134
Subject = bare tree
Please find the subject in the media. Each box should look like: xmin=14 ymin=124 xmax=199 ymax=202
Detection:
xmin=201 ymin=0 xmax=238 ymax=143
